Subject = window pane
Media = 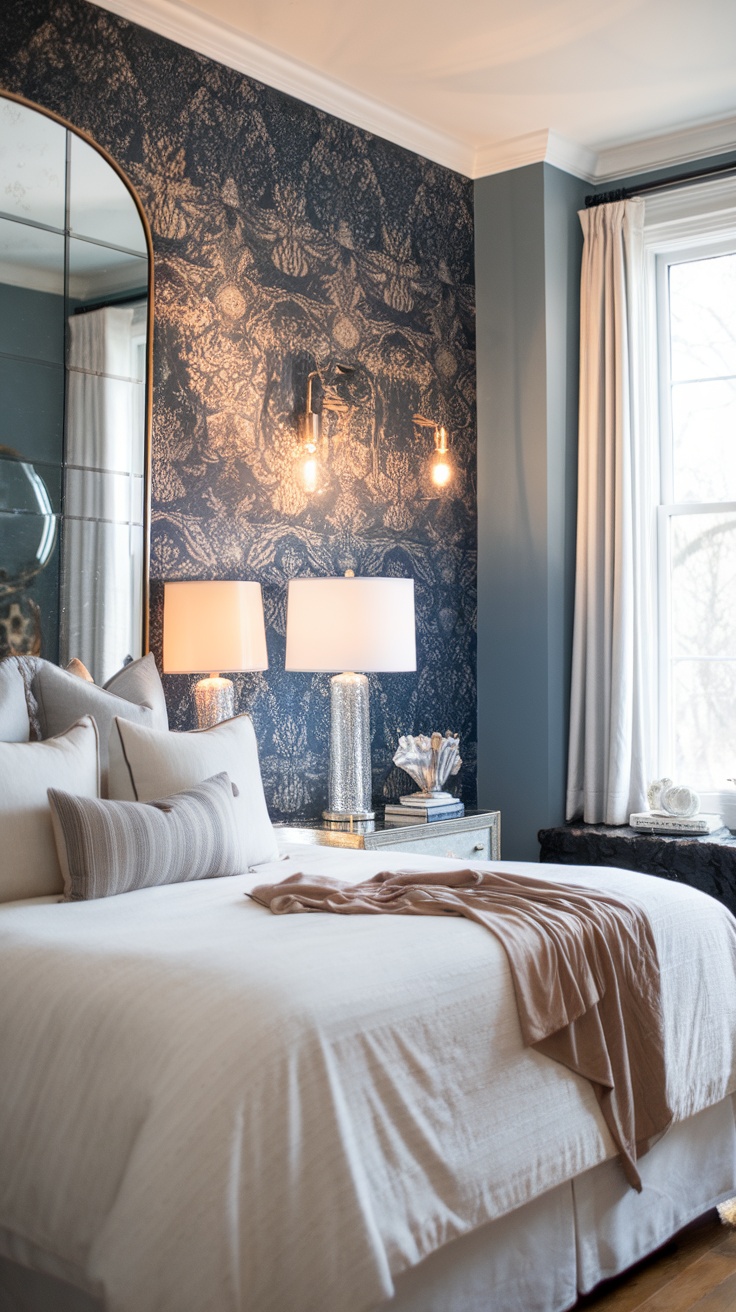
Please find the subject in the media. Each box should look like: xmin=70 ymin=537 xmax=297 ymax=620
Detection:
xmin=0 ymin=512 xmax=60 ymax=664
xmin=69 ymin=135 xmax=147 ymax=255
xmin=0 ymin=355 xmax=64 ymax=464
xmin=670 ymin=511 xmax=736 ymax=659
xmin=670 ymin=253 xmax=736 ymax=382
xmin=68 ymin=235 xmax=146 ymax=305
xmin=0 ymin=213 xmax=65 ymax=296
xmin=65 ymin=374 xmax=146 ymax=475
xmin=65 ymin=468 xmax=144 ymax=525
xmin=0 ymin=99 xmax=66 ymax=230
xmin=672 ymin=659 xmax=736 ymax=788
xmin=671 ymin=378 xmax=736 ymax=501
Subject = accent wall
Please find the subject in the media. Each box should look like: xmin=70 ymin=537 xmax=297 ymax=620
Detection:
xmin=1 ymin=0 xmax=477 ymax=820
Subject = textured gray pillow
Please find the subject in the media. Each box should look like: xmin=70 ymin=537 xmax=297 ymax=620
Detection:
xmin=0 ymin=657 xmax=31 ymax=742
xmin=48 ymin=772 xmax=243 ymax=901
xmin=103 ymin=653 xmax=168 ymax=726
xmin=32 ymin=654 xmax=169 ymax=795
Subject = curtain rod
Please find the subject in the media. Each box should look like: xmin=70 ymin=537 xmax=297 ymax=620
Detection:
xmin=584 ymin=157 xmax=736 ymax=208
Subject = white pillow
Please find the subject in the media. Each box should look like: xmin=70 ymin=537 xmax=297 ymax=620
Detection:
xmin=109 ymin=714 xmax=278 ymax=868
xmin=0 ymin=657 xmax=31 ymax=742
xmin=0 ymin=716 xmax=100 ymax=902
xmin=32 ymin=654 xmax=169 ymax=795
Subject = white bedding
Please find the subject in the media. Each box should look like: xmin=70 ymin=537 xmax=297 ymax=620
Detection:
xmin=1 ymin=846 xmax=735 ymax=1312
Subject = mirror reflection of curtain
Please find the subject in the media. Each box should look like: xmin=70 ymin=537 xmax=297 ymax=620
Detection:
xmin=62 ymin=300 xmax=146 ymax=683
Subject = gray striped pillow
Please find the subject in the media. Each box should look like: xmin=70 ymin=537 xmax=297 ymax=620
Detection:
xmin=48 ymin=772 xmax=243 ymax=901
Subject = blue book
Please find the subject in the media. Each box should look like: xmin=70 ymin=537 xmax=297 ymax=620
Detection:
xmin=384 ymin=803 xmax=464 ymax=825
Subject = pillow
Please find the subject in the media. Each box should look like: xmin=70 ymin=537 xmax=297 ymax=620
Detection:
xmin=32 ymin=653 xmax=169 ymax=795
xmin=0 ymin=716 xmax=100 ymax=902
xmin=66 ymin=657 xmax=94 ymax=682
xmin=109 ymin=713 xmax=278 ymax=869
xmin=48 ymin=772 xmax=243 ymax=901
xmin=0 ymin=657 xmax=31 ymax=742
xmin=104 ymin=654 xmax=168 ymax=726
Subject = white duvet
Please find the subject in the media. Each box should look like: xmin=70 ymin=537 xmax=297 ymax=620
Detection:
xmin=1 ymin=846 xmax=735 ymax=1312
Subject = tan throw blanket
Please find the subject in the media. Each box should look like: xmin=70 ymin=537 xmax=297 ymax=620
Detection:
xmin=250 ymin=866 xmax=673 ymax=1190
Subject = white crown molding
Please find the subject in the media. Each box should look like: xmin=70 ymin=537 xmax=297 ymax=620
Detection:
xmin=90 ymin=0 xmax=475 ymax=176
xmin=473 ymin=129 xmax=550 ymax=179
xmin=473 ymin=129 xmax=596 ymax=182
xmin=593 ymin=115 xmax=736 ymax=182
xmin=545 ymin=131 xmax=597 ymax=183
xmin=88 ymin=0 xmax=736 ymax=186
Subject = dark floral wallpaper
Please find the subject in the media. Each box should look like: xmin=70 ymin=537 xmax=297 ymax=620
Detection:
xmin=1 ymin=0 xmax=477 ymax=818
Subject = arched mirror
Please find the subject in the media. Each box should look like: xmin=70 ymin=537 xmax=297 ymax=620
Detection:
xmin=0 ymin=94 xmax=150 ymax=684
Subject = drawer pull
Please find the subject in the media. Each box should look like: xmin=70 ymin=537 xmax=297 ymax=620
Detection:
xmin=473 ymin=843 xmax=485 ymax=852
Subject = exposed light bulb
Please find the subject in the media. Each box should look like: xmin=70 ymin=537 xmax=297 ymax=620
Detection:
xmin=303 ymin=453 xmax=319 ymax=493
xmin=431 ymin=425 xmax=452 ymax=487
xmin=431 ymin=457 xmax=452 ymax=487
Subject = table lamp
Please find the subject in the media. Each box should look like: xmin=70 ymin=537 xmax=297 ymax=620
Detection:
xmin=285 ymin=573 xmax=416 ymax=821
xmin=163 ymin=580 xmax=268 ymax=728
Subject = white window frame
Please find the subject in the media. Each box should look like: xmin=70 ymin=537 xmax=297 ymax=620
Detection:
xmin=643 ymin=179 xmax=736 ymax=824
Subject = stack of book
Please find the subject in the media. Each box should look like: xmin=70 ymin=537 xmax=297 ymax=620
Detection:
xmin=384 ymin=795 xmax=464 ymax=825
xmin=629 ymin=811 xmax=726 ymax=836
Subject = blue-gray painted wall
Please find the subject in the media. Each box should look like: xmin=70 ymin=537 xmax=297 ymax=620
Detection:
xmin=475 ymin=163 xmax=588 ymax=859
xmin=476 ymin=147 xmax=736 ymax=860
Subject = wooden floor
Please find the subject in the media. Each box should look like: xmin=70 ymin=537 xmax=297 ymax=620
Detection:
xmin=574 ymin=1210 xmax=736 ymax=1311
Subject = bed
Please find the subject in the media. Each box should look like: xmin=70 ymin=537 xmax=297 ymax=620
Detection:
xmin=1 ymin=837 xmax=736 ymax=1312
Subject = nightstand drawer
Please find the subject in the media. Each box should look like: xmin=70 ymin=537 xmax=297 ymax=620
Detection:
xmin=377 ymin=826 xmax=492 ymax=861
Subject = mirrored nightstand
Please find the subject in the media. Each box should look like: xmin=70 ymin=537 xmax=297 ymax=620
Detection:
xmin=275 ymin=809 xmax=501 ymax=862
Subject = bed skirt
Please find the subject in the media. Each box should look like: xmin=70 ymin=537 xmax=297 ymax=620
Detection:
xmin=1 ymin=1094 xmax=734 ymax=1312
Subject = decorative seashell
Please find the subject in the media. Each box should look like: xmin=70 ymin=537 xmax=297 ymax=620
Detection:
xmin=660 ymin=783 xmax=700 ymax=817
xmin=393 ymin=731 xmax=461 ymax=797
xmin=647 ymin=778 xmax=672 ymax=811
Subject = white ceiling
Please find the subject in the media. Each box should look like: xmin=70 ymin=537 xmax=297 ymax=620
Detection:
xmin=95 ymin=0 xmax=736 ymax=180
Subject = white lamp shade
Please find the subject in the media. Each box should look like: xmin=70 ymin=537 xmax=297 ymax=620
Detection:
xmin=163 ymin=581 xmax=268 ymax=674
xmin=285 ymin=577 xmax=416 ymax=673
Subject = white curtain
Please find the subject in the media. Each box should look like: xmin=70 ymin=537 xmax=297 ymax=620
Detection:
xmin=566 ymin=199 xmax=655 ymax=825
xmin=63 ymin=303 xmax=146 ymax=683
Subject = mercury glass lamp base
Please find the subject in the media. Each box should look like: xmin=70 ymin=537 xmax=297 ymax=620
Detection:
xmin=194 ymin=675 xmax=235 ymax=729
xmin=324 ymin=671 xmax=374 ymax=820
xmin=322 ymin=808 xmax=376 ymax=823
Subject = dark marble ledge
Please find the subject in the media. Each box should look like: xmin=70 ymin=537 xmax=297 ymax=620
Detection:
xmin=538 ymin=823 xmax=736 ymax=917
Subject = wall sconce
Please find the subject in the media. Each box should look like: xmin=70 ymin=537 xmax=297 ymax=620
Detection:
xmin=413 ymin=414 xmax=453 ymax=487
xmin=300 ymin=363 xmax=354 ymax=493
xmin=301 ymin=371 xmax=322 ymax=494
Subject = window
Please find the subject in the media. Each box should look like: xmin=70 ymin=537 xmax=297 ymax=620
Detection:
xmin=646 ymin=184 xmax=736 ymax=821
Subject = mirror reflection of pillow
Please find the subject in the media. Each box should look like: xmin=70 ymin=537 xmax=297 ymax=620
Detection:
xmin=0 ymin=716 xmax=99 ymax=902
xmin=0 ymin=656 xmax=32 ymax=742
xmin=48 ymin=772 xmax=243 ymax=901
xmin=66 ymin=657 xmax=94 ymax=682
xmin=32 ymin=653 xmax=169 ymax=796
xmin=109 ymin=713 xmax=278 ymax=869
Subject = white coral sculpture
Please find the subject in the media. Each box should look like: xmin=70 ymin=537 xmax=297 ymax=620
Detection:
xmin=393 ymin=731 xmax=462 ymax=798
